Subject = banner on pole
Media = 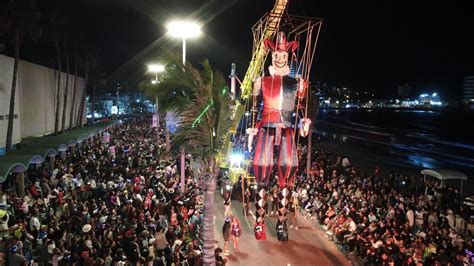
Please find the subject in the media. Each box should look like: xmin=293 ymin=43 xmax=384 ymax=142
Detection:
xmin=152 ymin=114 xmax=158 ymax=128
xmin=103 ymin=132 xmax=110 ymax=143
xmin=109 ymin=146 xmax=116 ymax=158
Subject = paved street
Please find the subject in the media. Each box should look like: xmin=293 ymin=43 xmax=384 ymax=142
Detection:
xmin=212 ymin=192 xmax=352 ymax=266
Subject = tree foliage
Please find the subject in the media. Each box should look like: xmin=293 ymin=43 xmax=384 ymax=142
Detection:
xmin=141 ymin=52 xmax=232 ymax=169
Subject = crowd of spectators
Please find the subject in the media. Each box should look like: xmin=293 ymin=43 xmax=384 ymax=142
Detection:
xmin=0 ymin=116 xmax=207 ymax=265
xmin=290 ymin=147 xmax=474 ymax=265
xmin=2 ymin=114 xmax=473 ymax=265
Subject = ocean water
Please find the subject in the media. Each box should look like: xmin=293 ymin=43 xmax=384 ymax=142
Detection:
xmin=315 ymin=109 xmax=474 ymax=175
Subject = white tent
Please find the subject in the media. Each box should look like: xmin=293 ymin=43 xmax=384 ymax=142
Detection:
xmin=421 ymin=169 xmax=468 ymax=194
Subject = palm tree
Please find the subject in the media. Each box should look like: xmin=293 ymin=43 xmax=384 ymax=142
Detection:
xmin=147 ymin=53 xmax=231 ymax=265
xmin=76 ymin=46 xmax=99 ymax=127
xmin=140 ymin=76 xmax=191 ymax=154
xmin=76 ymin=50 xmax=89 ymax=127
xmin=68 ymin=41 xmax=78 ymax=129
xmin=306 ymin=86 xmax=320 ymax=175
xmin=0 ymin=0 xmax=41 ymax=152
xmin=53 ymin=37 xmax=62 ymax=135
xmin=61 ymin=40 xmax=70 ymax=133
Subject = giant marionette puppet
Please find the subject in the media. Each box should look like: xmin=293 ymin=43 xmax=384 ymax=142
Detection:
xmin=247 ymin=32 xmax=311 ymax=241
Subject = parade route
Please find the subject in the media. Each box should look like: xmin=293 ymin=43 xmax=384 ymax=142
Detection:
xmin=212 ymin=192 xmax=352 ymax=266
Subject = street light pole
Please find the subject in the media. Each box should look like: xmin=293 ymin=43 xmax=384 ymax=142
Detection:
xmin=182 ymin=38 xmax=186 ymax=65
xmin=155 ymin=94 xmax=160 ymax=147
xmin=148 ymin=64 xmax=165 ymax=149
xmin=166 ymin=20 xmax=201 ymax=195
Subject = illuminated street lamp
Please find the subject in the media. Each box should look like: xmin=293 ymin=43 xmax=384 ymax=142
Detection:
xmin=166 ymin=20 xmax=201 ymax=64
xmin=148 ymin=64 xmax=165 ymax=83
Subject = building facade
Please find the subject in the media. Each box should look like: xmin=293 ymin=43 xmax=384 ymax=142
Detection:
xmin=0 ymin=54 xmax=87 ymax=153
xmin=464 ymin=75 xmax=474 ymax=102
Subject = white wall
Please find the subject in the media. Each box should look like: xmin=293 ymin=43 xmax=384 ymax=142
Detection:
xmin=0 ymin=55 xmax=21 ymax=147
xmin=0 ymin=54 xmax=86 ymax=149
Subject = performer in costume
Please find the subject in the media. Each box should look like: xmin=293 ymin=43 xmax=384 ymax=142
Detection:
xmin=247 ymin=32 xmax=311 ymax=241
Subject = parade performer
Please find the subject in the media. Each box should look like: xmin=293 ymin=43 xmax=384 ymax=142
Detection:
xmin=247 ymin=32 xmax=311 ymax=241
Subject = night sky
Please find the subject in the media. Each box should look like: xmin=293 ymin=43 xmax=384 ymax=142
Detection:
xmin=13 ymin=0 xmax=474 ymax=99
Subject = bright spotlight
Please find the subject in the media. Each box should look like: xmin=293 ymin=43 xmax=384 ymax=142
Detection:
xmin=229 ymin=153 xmax=243 ymax=167
xmin=432 ymin=93 xmax=437 ymax=97
xmin=225 ymin=185 xmax=232 ymax=191
xmin=166 ymin=20 xmax=202 ymax=39
xmin=148 ymin=64 xmax=165 ymax=73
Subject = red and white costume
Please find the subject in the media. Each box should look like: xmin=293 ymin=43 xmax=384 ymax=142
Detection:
xmin=249 ymin=32 xmax=310 ymax=241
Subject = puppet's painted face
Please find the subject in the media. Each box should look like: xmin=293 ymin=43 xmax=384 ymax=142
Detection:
xmin=272 ymin=50 xmax=288 ymax=69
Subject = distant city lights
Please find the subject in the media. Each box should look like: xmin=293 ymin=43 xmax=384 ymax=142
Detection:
xmin=419 ymin=92 xmax=441 ymax=106
xmin=111 ymin=106 xmax=118 ymax=115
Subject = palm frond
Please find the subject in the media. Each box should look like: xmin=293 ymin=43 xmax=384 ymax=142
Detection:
xmin=170 ymin=61 xmax=231 ymax=166
xmin=139 ymin=51 xmax=232 ymax=166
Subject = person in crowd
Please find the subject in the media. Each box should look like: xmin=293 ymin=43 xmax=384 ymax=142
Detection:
xmin=288 ymin=193 xmax=299 ymax=230
xmin=5 ymin=245 xmax=27 ymax=266
xmin=215 ymin=247 xmax=227 ymax=265
xmin=230 ymin=216 xmax=242 ymax=252
xmin=222 ymin=217 xmax=231 ymax=255
xmin=223 ymin=192 xmax=231 ymax=216
xmin=270 ymin=186 xmax=279 ymax=215
xmin=243 ymin=186 xmax=252 ymax=216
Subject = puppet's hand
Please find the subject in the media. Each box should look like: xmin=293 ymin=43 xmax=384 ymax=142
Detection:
xmin=253 ymin=77 xmax=262 ymax=95
xmin=299 ymin=118 xmax=311 ymax=137
xmin=246 ymin=128 xmax=259 ymax=152
xmin=297 ymin=78 xmax=308 ymax=98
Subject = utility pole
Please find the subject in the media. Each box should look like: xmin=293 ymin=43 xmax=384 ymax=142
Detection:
xmin=155 ymin=94 xmax=160 ymax=147
xmin=181 ymin=148 xmax=185 ymax=195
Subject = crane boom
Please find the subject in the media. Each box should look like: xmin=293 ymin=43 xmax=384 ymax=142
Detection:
xmin=240 ymin=0 xmax=288 ymax=99
xmin=220 ymin=0 xmax=288 ymax=170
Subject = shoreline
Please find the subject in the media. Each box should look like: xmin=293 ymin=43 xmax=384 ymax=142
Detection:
xmin=313 ymin=139 xmax=473 ymax=195
xmin=320 ymin=107 xmax=474 ymax=112
xmin=314 ymin=139 xmax=420 ymax=175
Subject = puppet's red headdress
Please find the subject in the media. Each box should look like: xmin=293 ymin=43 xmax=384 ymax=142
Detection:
xmin=264 ymin=32 xmax=298 ymax=52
